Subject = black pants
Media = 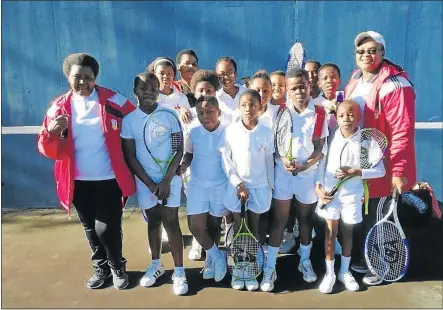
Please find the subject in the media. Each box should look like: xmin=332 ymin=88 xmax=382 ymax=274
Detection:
xmin=73 ymin=179 xmax=126 ymax=270
xmin=352 ymin=196 xmax=392 ymax=261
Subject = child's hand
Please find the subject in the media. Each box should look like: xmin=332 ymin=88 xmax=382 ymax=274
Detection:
xmin=281 ymin=157 xmax=298 ymax=173
xmin=179 ymin=163 xmax=189 ymax=176
xmin=179 ymin=107 xmax=193 ymax=124
xmin=292 ymin=160 xmax=308 ymax=174
xmin=236 ymin=183 xmax=249 ymax=205
xmin=157 ymin=180 xmax=171 ymax=200
xmin=335 ymin=166 xmax=361 ymax=179
xmin=316 ymin=184 xmax=332 ymax=204
xmin=147 ymin=182 xmax=159 ymax=197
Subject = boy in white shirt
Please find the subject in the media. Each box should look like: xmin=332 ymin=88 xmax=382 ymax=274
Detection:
xmin=121 ymin=72 xmax=188 ymax=296
xmin=316 ymin=100 xmax=385 ymax=293
xmin=219 ymin=89 xmax=275 ymax=292
xmin=180 ymin=96 xmax=228 ymax=283
xmin=262 ymin=68 xmax=328 ymax=292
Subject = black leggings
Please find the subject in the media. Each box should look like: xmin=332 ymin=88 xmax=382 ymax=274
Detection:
xmin=73 ymin=179 xmax=126 ymax=270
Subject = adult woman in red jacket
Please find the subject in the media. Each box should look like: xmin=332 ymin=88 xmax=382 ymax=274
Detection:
xmin=37 ymin=53 xmax=136 ymax=290
xmin=343 ymin=31 xmax=417 ymax=286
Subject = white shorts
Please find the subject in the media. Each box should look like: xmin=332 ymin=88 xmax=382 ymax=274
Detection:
xmin=223 ymin=184 xmax=272 ymax=214
xmin=186 ymin=181 xmax=229 ymax=217
xmin=315 ymin=194 xmax=363 ymax=224
xmin=273 ymin=167 xmax=318 ymax=204
xmin=135 ymin=175 xmax=182 ymax=210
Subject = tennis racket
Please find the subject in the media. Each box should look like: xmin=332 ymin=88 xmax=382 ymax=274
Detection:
xmin=365 ymin=187 xmax=410 ymax=282
xmin=275 ymin=106 xmax=298 ymax=176
xmin=143 ymin=108 xmax=183 ymax=205
xmin=319 ymin=128 xmax=387 ymax=209
xmin=227 ymin=202 xmax=265 ymax=281
xmin=286 ymin=42 xmax=305 ymax=71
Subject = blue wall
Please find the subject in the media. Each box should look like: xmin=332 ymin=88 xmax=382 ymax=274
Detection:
xmin=2 ymin=1 xmax=442 ymax=208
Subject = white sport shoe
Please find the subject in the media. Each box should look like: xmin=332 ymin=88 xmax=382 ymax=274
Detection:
xmin=161 ymin=225 xmax=168 ymax=242
xmin=188 ymin=237 xmax=202 ymax=260
xmin=245 ymin=278 xmax=259 ymax=291
xmin=140 ymin=264 xmax=165 ymax=287
xmin=202 ymin=259 xmax=215 ymax=280
xmin=213 ymin=250 xmax=227 ymax=282
xmin=319 ymin=273 xmax=336 ymax=294
xmin=231 ymin=277 xmax=245 ymax=290
xmin=279 ymin=230 xmax=296 ymax=254
xmin=260 ymin=267 xmax=277 ymax=292
xmin=293 ymin=219 xmax=300 ymax=239
xmin=298 ymin=259 xmax=317 ymax=283
xmin=338 ymin=272 xmax=359 ymax=291
xmin=172 ymin=273 xmax=188 ymax=295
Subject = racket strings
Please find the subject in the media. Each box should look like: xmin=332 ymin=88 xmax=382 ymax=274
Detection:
xmin=359 ymin=129 xmax=388 ymax=169
xmin=275 ymin=110 xmax=292 ymax=157
xmin=227 ymin=234 xmax=264 ymax=280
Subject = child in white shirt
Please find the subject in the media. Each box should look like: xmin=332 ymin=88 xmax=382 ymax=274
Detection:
xmin=315 ymin=100 xmax=385 ymax=294
xmin=219 ymin=89 xmax=274 ymax=292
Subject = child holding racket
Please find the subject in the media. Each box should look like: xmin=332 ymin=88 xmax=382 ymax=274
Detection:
xmin=315 ymin=100 xmax=385 ymax=293
xmin=121 ymin=72 xmax=188 ymax=296
xmin=180 ymin=95 xmax=228 ymax=283
xmin=219 ymin=89 xmax=275 ymax=291
xmin=264 ymin=68 xmax=328 ymax=292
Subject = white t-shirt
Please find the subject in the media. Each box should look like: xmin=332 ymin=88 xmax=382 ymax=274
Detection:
xmin=157 ymin=86 xmax=191 ymax=111
xmin=185 ymin=123 xmax=227 ymax=188
xmin=216 ymin=84 xmax=246 ymax=124
xmin=312 ymin=95 xmax=338 ymax=131
xmin=259 ymin=102 xmax=280 ymax=130
xmin=349 ymin=78 xmax=372 ymax=127
xmin=121 ymin=106 xmax=180 ymax=183
xmin=71 ymin=89 xmax=115 ymax=180
xmin=275 ymin=99 xmax=329 ymax=176
xmin=219 ymin=120 xmax=274 ymax=188
xmin=317 ymin=127 xmax=385 ymax=196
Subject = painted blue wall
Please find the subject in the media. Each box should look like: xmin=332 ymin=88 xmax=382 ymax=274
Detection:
xmin=2 ymin=1 xmax=442 ymax=208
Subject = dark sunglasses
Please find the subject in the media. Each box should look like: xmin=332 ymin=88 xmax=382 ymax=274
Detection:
xmin=355 ymin=48 xmax=380 ymax=55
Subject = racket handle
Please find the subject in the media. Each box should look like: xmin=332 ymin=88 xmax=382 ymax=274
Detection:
xmin=240 ymin=202 xmax=246 ymax=218
xmin=392 ymin=187 xmax=399 ymax=201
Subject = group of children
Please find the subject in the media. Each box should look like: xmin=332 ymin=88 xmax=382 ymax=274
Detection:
xmin=120 ymin=50 xmax=385 ymax=295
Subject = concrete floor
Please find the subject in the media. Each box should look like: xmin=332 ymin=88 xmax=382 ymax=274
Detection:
xmin=1 ymin=209 xmax=442 ymax=308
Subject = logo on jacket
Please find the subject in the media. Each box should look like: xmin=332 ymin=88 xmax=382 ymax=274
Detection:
xmin=111 ymin=119 xmax=118 ymax=130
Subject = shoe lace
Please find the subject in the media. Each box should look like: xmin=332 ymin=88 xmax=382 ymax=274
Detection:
xmin=343 ymin=272 xmax=357 ymax=284
xmin=263 ymin=269 xmax=274 ymax=281
xmin=173 ymin=275 xmax=186 ymax=286
xmin=302 ymin=260 xmax=314 ymax=273
xmin=96 ymin=268 xmax=110 ymax=279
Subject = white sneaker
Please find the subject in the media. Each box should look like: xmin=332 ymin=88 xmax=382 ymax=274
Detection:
xmin=140 ymin=264 xmax=165 ymax=287
xmin=202 ymin=259 xmax=215 ymax=280
xmin=338 ymin=272 xmax=359 ymax=291
xmin=260 ymin=267 xmax=277 ymax=292
xmin=245 ymin=278 xmax=259 ymax=291
xmin=319 ymin=273 xmax=336 ymax=294
xmin=298 ymin=259 xmax=317 ymax=283
xmin=213 ymin=250 xmax=227 ymax=282
xmin=172 ymin=273 xmax=188 ymax=295
xmin=188 ymin=237 xmax=202 ymax=260
xmin=231 ymin=277 xmax=245 ymax=290
xmin=161 ymin=226 xmax=168 ymax=242
xmin=335 ymin=239 xmax=342 ymax=256
xmin=293 ymin=219 xmax=300 ymax=239
xmin=279 ymin=230 xmax=296 ymax=254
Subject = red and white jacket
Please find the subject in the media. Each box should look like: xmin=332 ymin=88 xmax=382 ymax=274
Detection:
xmin=344 ymin=60 xmax=417 ymax=198
xmin=37 ymin=85 xmax=136 ymax=211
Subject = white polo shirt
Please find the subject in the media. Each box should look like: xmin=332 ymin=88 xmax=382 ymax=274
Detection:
xmin=157 ymin=86 xmax=191 ymax=111
xmin=185 ymin=123 xmax=227 ymax=188
xmin=349 ymin=78 xmax=372 ymax=127
xmin=259 ymin=102 xmax=280 ymax=130
xmin=219 ymin=120 xmax=274 ymax=188
xmin=121 ymin=106 xmax=179 ymax=183
xmin=71 ymin=89 xmax=114 ymax=180
xmin=216 ymin=84 xmax=247 ymax=122
xmin=317 ymin=127 xmax=385 ymax=195
xmin=275 ymin=99 xmax=329 ymax=176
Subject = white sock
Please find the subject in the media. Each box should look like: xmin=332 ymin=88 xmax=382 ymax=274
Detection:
xmin=325 ymin=259 xmax=335 ymax=275
xmin=340 ymin=255 xmax=351 ymax=274
xmin=152 ymin=259 xmax=161 ymax=267
xmin=266 ymin=246 xmax=279 ymax=270
xmin=207 ymin=243 xmax=221 ymax=260
xmin=174 ymin=266 xmax=185 ymax=277
xmin=300 ymin=242 xmax=312 ymax=261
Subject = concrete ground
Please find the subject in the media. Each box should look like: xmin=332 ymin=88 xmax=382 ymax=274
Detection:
xmin=1 ymin=208 xmax=442 ymax=308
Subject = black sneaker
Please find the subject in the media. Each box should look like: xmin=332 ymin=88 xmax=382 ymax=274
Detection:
xmin=350 ymin=259 xmax=369 ymax=274
xmin=87 ymin=268 xmax=112 ymax=289
xmin=111 ymin=266 xmax=129 ymax=290
xmin=362 ymin=270 xmax=383 ymax=286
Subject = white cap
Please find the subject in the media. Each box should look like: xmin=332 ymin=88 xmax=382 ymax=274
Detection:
xmin=354 ymin=31 xmax=386 ymax=51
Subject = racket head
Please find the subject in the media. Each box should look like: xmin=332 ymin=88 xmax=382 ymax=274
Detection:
xmin=226 ymin=202 xmax=264 ymax=280
xmin=286 ymin=42 xmax=305 ymax=70
xmin=359 ymin=128 xmax=388 ymax=169
xmin=274 ymin=107 xmax=293 ymax=159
